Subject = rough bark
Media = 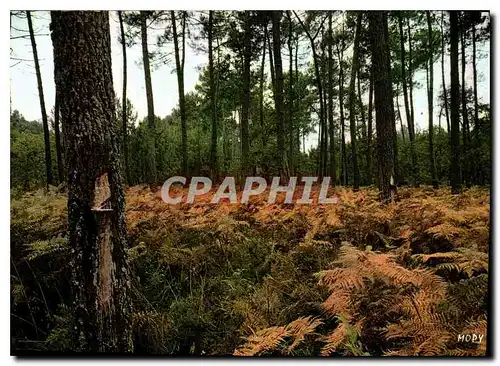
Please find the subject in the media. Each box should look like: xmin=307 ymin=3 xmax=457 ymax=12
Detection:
xmin=27 ymin=10 xmax=53 ymax=187
xmin=347 ymin=12 xmax=362 ymax=190
xmin=449 ymin=11 xmax=461 ymax=194
xmin=328 ymin=12 xmax=336 ymax=185
xmin=369 ymin=11 xmax=395 ymax=202
xmin=427 ymin=11 xmax=438 ymax=188
xmin=50 ymin=10 xmax=133 ymax=352
xmin=54 ymin=89 xmax=64 ymax=184
xmin=118 ymin=11 xmax=130 ymax=185
xmin=171 ymin=11 xmax=188 ymax=176
xmin=140 ymin=11 xmax=157 ymax=183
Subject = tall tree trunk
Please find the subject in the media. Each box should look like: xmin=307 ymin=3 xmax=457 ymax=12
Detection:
xmin=27 ymin=11 xmax=53 ymax=187
xmin=383 ymin=12 xmax=399 ymax=186
xmin=337 ymin=43 xmax=347 ymax=185
xmin=449 ymin=11 xmax=461 ymax=194
xmin=328 ymin=12 xmax=336 ymax=184
xmin=240 ymin=11 xmax=251 ymax=177
xmin=118 ymin=11 xmax=130 ymax=185
xmin=366 ymin=64 xmax=374 ymax=185
xmin=357 ymin=73 xmax=366 ymax=141
xmin=427 ymin=11 xmax=438 ymax=188
xmin=398 ymin=12 xmax=417 ymax=186
xmin=208 ymin=11 xmax=218 ymax=180
xmin=267 ymin=26 xmax=276 ymax=108
xmin=407 ymin=17 xmax=415 ymax=131
xmin=369 ymin=11 xmax=395 ymax=202
xmin=171 ymin=11 xmax=188 ymax=176
xmin=396 ymin=83 xmax=405 ymax=142
xmin=272 ymin=11 xmax=288 ymax=178
xmin=51 ymin=10 xmax=133 ymax=352
xmin=441 ymin=11 xmax=451 ymax=136
xmin=287 ymin=11 xmax=294 ymax=175
xmin=348 ymin=12 xmax=362 ymax=190
xmin=54 ymin=89 xmax=64 ymax=184
xmin=460 ymin=13 xmax=471 ymax=187
xmin=259 ymin=22 xmax=267 ymax=150
xmin=472 ymin=20 xmax=479 ymax=185
xmin=140 ymin=11 xmax=157 ymax=183
xmin=295 ymin=37 xmax=300 ymax=158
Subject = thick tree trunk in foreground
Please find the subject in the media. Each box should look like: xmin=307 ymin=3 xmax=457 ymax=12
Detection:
xmin=171 ymin=11 xmax=188 ymax=176
xmin=50 ymin=10 xmax=133 ymax=352
xmin=118 ymin=11 xmax=130 ymax=185
xmin=347 ymin=12 xmax=362 ymax=190
xmin=449 ymin=11 xmax=461 ymax=194
xmin=369 ymin=11 xmax=395 ymax=202
xmin=140 ymin=11 xmax=157 ymax=184
xmin=27 ymin=10 xmax=53 ymax=187
xmin=54 ymin=90 xmax=64 ymax=184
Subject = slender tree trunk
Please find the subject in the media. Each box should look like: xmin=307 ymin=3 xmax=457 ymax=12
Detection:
xmin=472 ymin=21 xmax=479 ymax=185
xmin=357 ymin=74 xmax=366 ymax=141
xmin=396 ymin=83 xmax=405 ymax=142
xmin=240 ymin=11 xmax=251 ymax=177
xmin=267 ymin=26 xmax=276 ymax=106
xmin=398 ymin=12 xmax=417 ymax=186
xmin=54 ymin=89 xmax=64 ymax=184
xmin=295 ymin=38 xmax=300 ymax=160
xmin=348 ymin=12 xmax=362 ymax=190
xmin=427 ymin=11 xmax=438 ymax=188
xmin=460 ymin=13 xmax=471 ymax=187
xmin=271 ymin=11 xmax=288 ymax=178
xmin=140 ymin=11 xmax=157 ymax=183
xmin=449 ymin=11 xmax=461 ymax=194
xmin=383 ymin=12 xmax=399 ymax=186
xmin=407 ymin=18 xmax=415 ymax=131
xmin=171 ymin=11 xmax=188 ymax=176
xmin=337 ymin=44 xmax=347 ymax=185
xmin=441 ymin=11 xmax=451 ymax=136
xmin=287 ymin=11 xmax=294 ymax=175
xmin=27 ymin=10 xmax=53 ymax=187
xmin=51 ymin=10 xmax=133 ymax=352
xmin=366 ymin=65 xmax=374 ymax=185
xmin=118 ymin=11 xmax=130 ymax=185
xmin=369 ymin=11 xmax=395 ymax=202
xmin=259 ymin=22 xmax=267 ymax=150
xmin=328 ymin=12 xmax=336 ymax=184
xmin=208 ymin=11 xmax=218 ymax=180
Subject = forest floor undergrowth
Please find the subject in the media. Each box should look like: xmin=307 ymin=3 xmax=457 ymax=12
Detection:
xmin=11 ymin=185 xmax=490 ymax=355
